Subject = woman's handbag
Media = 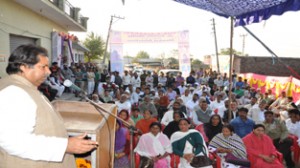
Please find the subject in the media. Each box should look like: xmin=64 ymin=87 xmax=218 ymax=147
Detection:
xmin=190 ymin=143 xmax=213 ymax=167
xmin=190 ymin=155 xmax=213 ymax=167
xmin=139 ymin=156 xmax=154 ymax=168
xmin=224 ymin=152 xmax=250 ymax=167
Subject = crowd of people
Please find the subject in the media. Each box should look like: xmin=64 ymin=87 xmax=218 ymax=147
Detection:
xmin=4 ymin=44 xmax=300 ymax=168
xmin=38 ymin=61 xmax=300 ymax=168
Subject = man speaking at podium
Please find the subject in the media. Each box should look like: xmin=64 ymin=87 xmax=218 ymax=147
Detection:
xmin=0 ymin=45 xmax=98 ymax=168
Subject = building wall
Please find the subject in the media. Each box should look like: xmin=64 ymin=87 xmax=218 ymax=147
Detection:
xmin=0 ymin=0 xmax=68 ymax=77
xmin=233 ymin=56 xmax=300 ymax=77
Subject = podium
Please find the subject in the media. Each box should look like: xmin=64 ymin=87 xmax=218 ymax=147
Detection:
xmin=52 ymin=100 xmax=117 ymax=168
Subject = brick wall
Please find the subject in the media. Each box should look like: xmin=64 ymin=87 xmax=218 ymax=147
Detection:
xmin=233 ymin=55 xmax=300 ymax=77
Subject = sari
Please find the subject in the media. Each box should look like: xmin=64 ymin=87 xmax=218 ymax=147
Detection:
xmin=242 ymin=132 xmax=283 ymax=168
xmin=134 ymin=132 xmax=172 ymax=168
xmin=136 ymin=118 xmax=158 ymax=134
xmin=114 ymin=121 xmax=130 ymax=168
xmin=209 ymin=133 xmax=247 ymax=168
xmin=171 ymin=129 xmax=212 ymax=168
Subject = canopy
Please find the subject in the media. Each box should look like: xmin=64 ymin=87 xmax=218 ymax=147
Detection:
xmin=174 ymin=0 xmax=300 ymax=26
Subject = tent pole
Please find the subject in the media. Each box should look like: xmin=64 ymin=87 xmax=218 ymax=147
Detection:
xmin=228 ymin=16 xmax=234 ymax=122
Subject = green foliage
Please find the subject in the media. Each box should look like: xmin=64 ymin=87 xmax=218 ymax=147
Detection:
xmin=219 ymin=48 xmax=244 ymax=55
xmin=191 ymin=59 xmax=207 ymax=69
xmin=132 ymin=51 xmax=150 ymax=63
xmin=136 ymin=51 xmax=150 ymax=59
xmin=83 ymin=32 xmax=105 ymax=62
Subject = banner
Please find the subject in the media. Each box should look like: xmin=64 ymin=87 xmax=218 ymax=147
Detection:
xmin=109 ymin=30 xmax=191 ymax=77
xmin=110 ymin=44 xmax=124 ymax=74
xmin=51 ymin=32 xmax=62 ymax=66
xmin=241 ymin=73 xmax=300 ymax=102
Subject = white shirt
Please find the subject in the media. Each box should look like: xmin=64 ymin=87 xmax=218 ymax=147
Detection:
xmin=122 ymin=75 xmax=131 ymax=85
xmin=286 ymin=119 xmax=299 ymax=135
xmin=110 ymin=74 xmax=115 ymax=83
xmin=131 ymin=92 xmax=140 ymax=104
xmin=161 ymin=110 xmax=186 ymax=126
xmin=181 ymin=94 xmax=192 ymax=105
xmin=131 ymin=76 xmax=141 ymax=88
xmin=161 ymin=110 xmax=174 ymax=126
xmin=0 ymin=86 xmax=67 ymax=161
xmin=185 ymin=100 xmax=199 ymax=118
xmin=116 ymin=100 xmax=132 ymax=113
xmin=210 ymin=100 xmax=226 ymax=118
xmin=177 ymin=86 xmax=186 ymax=95
xmin=248 ymin=107 xmax=265 ymax=124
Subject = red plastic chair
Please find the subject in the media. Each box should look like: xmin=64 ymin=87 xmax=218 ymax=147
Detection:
xmin=195 ymin=124 xmax=209 ymax=142
xmin=170 ymin=154 xmax=180 ymax=168
xmin=209 ymin=152 xmax=222 ymax=168
xmin=276 ymin=151 xmax=283 ymax=163
xmin=135 ymin=153 xmax=140 ymax=168
xmin=288 ymin=134 xmax=300 ymax=163
xmin=248 ymin=151 xmax=283 ymax=168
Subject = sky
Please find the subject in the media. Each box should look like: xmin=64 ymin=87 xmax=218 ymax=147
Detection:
xmin=69 ymin=0 xmax=300 ymax=60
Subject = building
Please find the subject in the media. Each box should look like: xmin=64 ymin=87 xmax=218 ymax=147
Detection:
xmin=0 ymin=0 xmax=88 ymax=77
xmin=233 ymin=55 xmax=300 ymax=77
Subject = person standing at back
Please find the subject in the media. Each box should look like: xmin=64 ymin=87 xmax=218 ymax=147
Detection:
xmin=0 ymin=45 xmax=98 ymax=168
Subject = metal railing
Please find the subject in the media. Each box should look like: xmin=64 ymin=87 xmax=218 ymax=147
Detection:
xmin=48 ymin=0 xmax=86 ymax=28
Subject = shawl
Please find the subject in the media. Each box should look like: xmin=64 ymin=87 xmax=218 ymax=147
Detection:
xmin=209 ymin=133 xmax=247 ymax=159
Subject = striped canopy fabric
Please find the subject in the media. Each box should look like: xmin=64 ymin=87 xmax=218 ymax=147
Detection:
xmin=173 ymin=0 xmax=300 ymax=26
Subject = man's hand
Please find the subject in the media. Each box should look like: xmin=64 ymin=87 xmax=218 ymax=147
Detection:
xmin=66 ymin=133 xmax=98 ymax=154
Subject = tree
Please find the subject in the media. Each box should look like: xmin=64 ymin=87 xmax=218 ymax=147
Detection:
xmin=165 ymin=57 xmax=179 ymax=69
xmin=191 ymin=59 xmax=207 ymax=69
xmin=133 ymin=51 xmax=150 ymax=63
xmin=83 ymin=32 xmax=105 ymax=62
xmin=219 ymin=48 xmax=245 ymax=56
xmin=136 ymin=51 xmax=150 ymax=59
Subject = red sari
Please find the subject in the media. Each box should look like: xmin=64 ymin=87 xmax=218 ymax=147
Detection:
xmin=242 ymin=132 xmax=283 ymax=168
xmin=135 ymin=118 xmax=158 ymax=134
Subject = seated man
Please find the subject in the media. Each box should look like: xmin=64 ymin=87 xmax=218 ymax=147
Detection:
xmin=230 ymin=107 xmax=255 ymax=138
xmin=138 ymin=95 xmax=158 ymax=117
xmin=248 ymin=100 xmax=267 ymax=124
xmin=263 ymin=111 xmax=294 ymax=168
xmin=269 ymin=91 xmax=288 ymax=118
xmin=161 ymin=101 xmax=186 ymax=126
xmin=278 ymin=96 xmax=298 ymax=121
xmin=192 ymin=97 xmax=212 ymax=126
xmin=223 ymin=101 xmax=239 ymax=123
xmin=285 ymin=109 xmax=300 ymax=135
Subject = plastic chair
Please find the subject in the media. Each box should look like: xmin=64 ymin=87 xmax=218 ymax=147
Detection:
xmin=195 ymin=124 xmax=209 ymax=142
xmin=288 ymin=134 xmax=300 ymax=163
xmin=135 ymin=153 xmax=140 ymax=168
xmin=248 ymin=151 xmax=283 ymax=168
xmin=209 ymin=152 xmax=222 ymax=168
xmin=170 ymin=154 xmax=180 ymax=168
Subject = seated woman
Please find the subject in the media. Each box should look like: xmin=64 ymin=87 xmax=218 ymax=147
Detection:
xmin=204 ymin=114 xmax=223 ymax=142
xmin=118 ymin=109 xmax=135 ymax=128
xmin=134 ymin=122 xmax=172 ymax=168
xmin=163 ymin=111 xmax=185 ymax=139
xmin=136 ymin=109 xmax=158 ymax=134
xmin=243 ymin=124 xmax=284 ymax=168
xmin=114 ymin=120 xmax=130 ymax=168
xmin=171 ymin=118 xmax=212 ymax=168
xmin=209 ymin=125 xmax=248 ymax=168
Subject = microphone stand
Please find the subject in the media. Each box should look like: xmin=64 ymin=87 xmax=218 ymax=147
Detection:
xmin=82 ymin=95 xmax=136 ymax=168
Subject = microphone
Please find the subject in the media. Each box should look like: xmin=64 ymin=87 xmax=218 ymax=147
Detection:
xmin=63 ymin=79 xmax=86 ymax=95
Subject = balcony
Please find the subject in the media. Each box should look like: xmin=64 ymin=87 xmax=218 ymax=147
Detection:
xmin=14 ymin=0 xmax=88 ymax=32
